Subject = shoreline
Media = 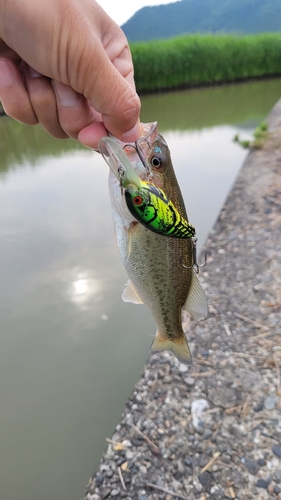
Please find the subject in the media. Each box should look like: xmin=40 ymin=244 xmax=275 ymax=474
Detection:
xmin=136 ymin=74 xmax=281 ymax=96
xmin=84 ymin=99 xmax=281 ymax=500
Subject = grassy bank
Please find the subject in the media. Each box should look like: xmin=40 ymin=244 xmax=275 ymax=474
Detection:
xmin=131 ymin=33 xmax=281 ymax=93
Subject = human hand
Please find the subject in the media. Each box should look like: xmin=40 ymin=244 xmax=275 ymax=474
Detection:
xmin=0 ymin=0 xmax=141 ymax=148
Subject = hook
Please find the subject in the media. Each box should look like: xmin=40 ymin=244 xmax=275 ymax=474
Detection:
xmin=123 ymin=142 xmax=151 ymax=176
xmin=181 ymin=236 xmax=209 ymax=274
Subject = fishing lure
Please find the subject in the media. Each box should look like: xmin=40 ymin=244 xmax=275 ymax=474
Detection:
xmin=124 ymin=181 xmax=196 ymax=238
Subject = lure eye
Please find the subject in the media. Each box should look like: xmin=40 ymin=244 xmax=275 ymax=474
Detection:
xmin=133 ymin=196 xmax=143 ymax=206
xmin=151 ymin=156 xmax=163 ymax=168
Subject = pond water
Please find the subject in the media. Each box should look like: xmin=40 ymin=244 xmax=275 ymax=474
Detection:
xmin=0 ymin=78 xmax=281 ymax=500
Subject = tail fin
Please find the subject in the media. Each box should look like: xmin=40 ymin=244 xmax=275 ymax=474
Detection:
xmin=151 ymin=333 xmax=191 ymax=365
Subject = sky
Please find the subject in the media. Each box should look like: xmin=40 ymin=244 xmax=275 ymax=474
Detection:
xmin=98 ymin=0 xmax=179 ymax=26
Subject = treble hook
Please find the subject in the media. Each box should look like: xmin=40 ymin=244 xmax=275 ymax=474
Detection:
xmin=123 ymin=142 xmax=151 ymax=176
xmin=181 ymin=236 xmax=209 ymax=274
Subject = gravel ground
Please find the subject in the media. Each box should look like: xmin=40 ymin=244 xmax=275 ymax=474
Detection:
xmin=84 ymin=100 xmax=281 ymax=500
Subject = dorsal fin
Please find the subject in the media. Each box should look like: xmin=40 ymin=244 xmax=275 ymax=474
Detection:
xmin=183 ymin=271 xmax=207 ymax=321
xmin=122 ymin=280 xmax=143 ymax=304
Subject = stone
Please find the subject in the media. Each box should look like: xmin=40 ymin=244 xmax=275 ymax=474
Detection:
xmin=100 ymin=488 xmax=111 ymax=499
xmin=257 ymin=458 xmax=266 ymax=467
xmin=110 ymin=489 xmax=119 ymax=497
xmin=131 ymin=438 xmax=143 ymax=447
xmin=179 ymin=363 xmax=188 ymax=373
xmin=254 ymin=401 xmax=264 ymax=412
xmin=86 ymin=495 xmax=96 ymax=500
xmin=274 ymin=469 xmax=281 ymax=483
xmin=184 ymin=376 xmax=195 ymax=386
xmin=203 ymin=429 xmax=213 ymax=440
xmin=117 ymin=457 xmax=127 ymax=466
xmin=264 ymin=394 xmax=278 ymax=410
xmin=272 ymin=445 xmax=281 ymax=459
xmin=95 ymin=474 xmax=104 ymax=487
xmin=255 ymin=479 xmax=269 ymax=489
xmin=243 ymin=458 xmax=260 ymax=475
xmin=198 ymin=471 xmax=212 ymax=492
xmin=201 ymin=349 xmax=209 ymax=358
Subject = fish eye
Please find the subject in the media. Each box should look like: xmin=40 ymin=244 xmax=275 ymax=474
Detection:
xmin=133 ymin=196 xmax=143 ymax=206
xmin=151 ymin=156 xmax=163 ymax=168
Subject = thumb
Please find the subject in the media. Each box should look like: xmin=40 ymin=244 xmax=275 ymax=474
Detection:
xmin=71 ymin=29 xmax=141 ymax=140
xmin=89 ymin=51 xmax=141 ymax=140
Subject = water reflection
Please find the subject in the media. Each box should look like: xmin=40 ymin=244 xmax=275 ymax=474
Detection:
xmin=141 ymin=78 xmax=281 ymax=131
xmin=69 ymin=273 xmax=103 ymax=309
xmin=0 ymin=79 xmax=281 ymax=500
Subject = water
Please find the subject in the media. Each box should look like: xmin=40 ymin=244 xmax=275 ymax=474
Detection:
xmin=0 ymin=79 xmax=280 ymax=500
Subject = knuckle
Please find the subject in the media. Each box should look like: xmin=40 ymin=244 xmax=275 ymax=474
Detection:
xmin=119 ymin=92 xmax=141 ymax=124
xmin=32 ymin=92 xmax=55 ymax=112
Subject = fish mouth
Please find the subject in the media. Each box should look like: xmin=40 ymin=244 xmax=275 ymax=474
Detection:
xmin=98 ymin=136 xmax=141 ymax=188
xmin=98 ymin=122 xmax=162 ymax=183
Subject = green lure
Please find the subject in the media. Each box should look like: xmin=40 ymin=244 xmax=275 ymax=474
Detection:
xmin=125 ymin=181 xmax=195 ymax=238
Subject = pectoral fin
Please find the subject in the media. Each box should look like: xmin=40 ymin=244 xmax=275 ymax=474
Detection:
xmin=122 ymin=280 xmax=143 ymax=304
xmin=127 ymin=221 xmax=138 ymax=258
xmin=183 ymin=271 xmax=207 ymax=321
xmin=151 ymin=332 xmax=192 ymax=365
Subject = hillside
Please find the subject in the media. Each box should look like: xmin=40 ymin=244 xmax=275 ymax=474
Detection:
xmin=121 ymin=0 xmax=281 ymax=42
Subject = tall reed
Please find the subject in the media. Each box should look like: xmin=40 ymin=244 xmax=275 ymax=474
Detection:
xmin=131 ymin=34 xmax=281 ymax=93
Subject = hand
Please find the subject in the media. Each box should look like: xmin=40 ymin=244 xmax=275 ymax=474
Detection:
xmin=0 ymin=0 xmax=141 ymax=148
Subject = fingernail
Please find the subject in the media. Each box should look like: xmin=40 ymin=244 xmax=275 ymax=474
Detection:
xmin=53 ymin=80 xmax=79 ymax=107
xmin=0 ymin=60 xmax=15 ymax=86
xmin=120 ymin=122 xmax=141 ymax=143
xmin=28 ymin=65 xmax=42 ymax=78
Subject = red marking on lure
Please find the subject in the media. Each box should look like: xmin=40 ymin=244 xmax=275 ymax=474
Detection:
xmin=133 ymin=196 xmax=143 ymax=206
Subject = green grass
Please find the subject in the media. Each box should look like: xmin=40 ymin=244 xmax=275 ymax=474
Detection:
xmin=233 ymin=121 xmax=269 ymax=149
xmin=131 ymin=33 xmax=281 ymax=93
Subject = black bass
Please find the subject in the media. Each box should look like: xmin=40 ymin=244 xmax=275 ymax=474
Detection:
xmin=99 ymin=122 xmax=207 ymax=364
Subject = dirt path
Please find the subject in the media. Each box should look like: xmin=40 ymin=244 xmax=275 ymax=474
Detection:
xmin=84 ymin=100 xmax=281 ymax=500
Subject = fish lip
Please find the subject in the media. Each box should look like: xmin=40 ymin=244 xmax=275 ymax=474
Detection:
xmin=99 ymin=122 xmax=160 ymax=185
xmin=108 ymin=122 xmax=158 ymax=147
xmin=136 ymin=121 xmax=158 ymax=146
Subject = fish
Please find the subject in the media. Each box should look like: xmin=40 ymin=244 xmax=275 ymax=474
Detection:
xmin=99 ymin=122 xmax=207 ymax=364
